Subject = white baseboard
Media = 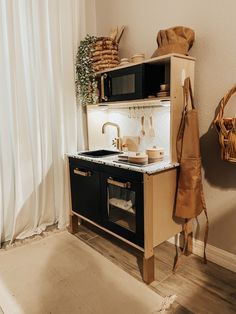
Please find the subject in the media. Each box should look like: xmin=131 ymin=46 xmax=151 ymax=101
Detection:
xmin=168 ymin=237 xmax=236 ymax=273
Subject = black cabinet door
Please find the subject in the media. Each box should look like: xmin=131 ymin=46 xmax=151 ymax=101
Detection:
xmin=69 ymin=162 xmax=101 ymax=223
xmin=101 ymin=171 xmax=144 ymax=247
xmin=69 ymin=158 xmax=144 ymax=247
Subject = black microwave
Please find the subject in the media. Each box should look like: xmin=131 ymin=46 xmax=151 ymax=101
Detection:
xmin=97 ymin=63 xmax=165 ymax=102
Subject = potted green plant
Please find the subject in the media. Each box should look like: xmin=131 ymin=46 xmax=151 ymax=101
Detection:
xmin=75 ymin=34 xmax=97 ymax=105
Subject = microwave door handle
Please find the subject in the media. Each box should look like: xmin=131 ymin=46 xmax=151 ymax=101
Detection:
xmin=107 ymin=75 xmax=112 ymax=99
xmin=101 ymin=73 xmax=108 ymax=101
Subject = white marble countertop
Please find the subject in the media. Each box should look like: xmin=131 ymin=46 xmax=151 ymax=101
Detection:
xmin=67 ymin=152 xmax=179 ymax=175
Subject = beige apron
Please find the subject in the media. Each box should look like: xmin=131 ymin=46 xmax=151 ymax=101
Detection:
xmin=174 ymin=77 xmax=209 ymax=265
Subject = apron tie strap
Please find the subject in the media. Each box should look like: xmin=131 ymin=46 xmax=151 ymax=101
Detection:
xmin=173 ymin=212 xmax=209 ymax=272
xmin=203 ymin=209 xmax=209 ymax=263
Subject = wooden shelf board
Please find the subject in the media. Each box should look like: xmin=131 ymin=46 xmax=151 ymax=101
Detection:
xmin=95 ymin=53 xmax=196 ymax=75
xmin=86 ymin=97 xmax=171 ymax=109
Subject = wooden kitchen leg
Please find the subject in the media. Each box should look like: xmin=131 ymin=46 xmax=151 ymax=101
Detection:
xmin=143 ymin=174 xmax=155 ymax=284
xmin=143 ymin=255 xmax=155 ymax=284
xmin=66 ymin=156 xmax=79 ymax=235
xmin=68 ymin=213 xmax=79 ymax=234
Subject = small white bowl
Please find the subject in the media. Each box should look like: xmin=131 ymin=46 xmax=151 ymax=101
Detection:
xmin=120 ymin=58 xmax=129 ymax=62
xmin=131 ymin=53 xmax=145 ymax=63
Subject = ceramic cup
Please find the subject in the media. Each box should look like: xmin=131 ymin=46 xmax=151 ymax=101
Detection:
xmin=160 ymin=84 xmax=170 ymax=91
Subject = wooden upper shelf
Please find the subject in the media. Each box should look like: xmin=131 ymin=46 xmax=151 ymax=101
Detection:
xmin=95 ymin=53 xmax=196 ymax=75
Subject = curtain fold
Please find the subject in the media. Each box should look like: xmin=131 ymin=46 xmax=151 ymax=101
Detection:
xmin=0 ymin=0 xmax=86 ymax=244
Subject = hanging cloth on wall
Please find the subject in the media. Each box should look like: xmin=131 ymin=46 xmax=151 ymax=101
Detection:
xmin=174 ymin=77 xmax=209 ymax=270
xmin=214 ymin=84 xmax=236 ymax=163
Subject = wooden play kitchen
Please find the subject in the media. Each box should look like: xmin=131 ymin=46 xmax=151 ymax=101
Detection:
xmin=68 ymin=53 xmax=195 ymax=284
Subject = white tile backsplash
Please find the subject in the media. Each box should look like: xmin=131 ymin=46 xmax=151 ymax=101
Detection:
xmin=87 ymin=103 xmax=170 ymax=155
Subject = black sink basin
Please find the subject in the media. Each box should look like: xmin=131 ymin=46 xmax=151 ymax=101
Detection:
xmin=79 ymin=149 xmax=122 ymax=158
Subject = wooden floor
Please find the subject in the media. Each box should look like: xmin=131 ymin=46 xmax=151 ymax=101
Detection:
xmin=74 ymin=222 xmax=236 ymax=314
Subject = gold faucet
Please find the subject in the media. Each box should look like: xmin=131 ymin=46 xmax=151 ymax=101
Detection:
xmin=102 ymin=122 xmax=122 ymax=150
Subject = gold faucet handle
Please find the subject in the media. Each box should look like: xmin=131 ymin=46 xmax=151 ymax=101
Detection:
xmin=112 ymin=139 xmax=117 ymax=147
xmin=112 ymin=138 xmax=122 ymax=150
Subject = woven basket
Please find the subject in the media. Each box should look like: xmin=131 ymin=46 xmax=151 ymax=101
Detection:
xmin=92 ymin=37 xmax=119 ymax=72
xmin=214 ymin=84 xmax=236 ymax=163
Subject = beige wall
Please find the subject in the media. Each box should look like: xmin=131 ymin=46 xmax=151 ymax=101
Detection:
xmin=92 ymin=0 xmax=236 ymax=254
xmin=84 ymin=0 xmax=96 ymax=35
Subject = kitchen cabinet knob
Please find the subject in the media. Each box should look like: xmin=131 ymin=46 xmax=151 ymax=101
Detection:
xmin=107 ymin=177 xmax=131 ymax=189
xmin=73 ymin=168 xmax=91 ymax=177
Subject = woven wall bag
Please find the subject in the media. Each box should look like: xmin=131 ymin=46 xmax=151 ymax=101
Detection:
xmin=214 ymin=84 xmax=236 ymax=163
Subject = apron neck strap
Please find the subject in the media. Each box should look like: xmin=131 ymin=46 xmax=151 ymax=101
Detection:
xmin=183 ymin=77 xmax=195 ymax=111
xmin=176 ymin=77 xmax=195 ymax=161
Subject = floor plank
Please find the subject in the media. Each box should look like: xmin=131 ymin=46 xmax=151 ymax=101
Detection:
xmin=76 ymin=223 xmax=100 ymax=242
xmin=153 ymin=272 xmax=236 ymax=314
xmin=175 ymin=255 xmax=236 ymax=307
xmin=75 ymin=223 xmax=236 ymax=314
xmin=76 ymin=223 xmax=174 ymax=284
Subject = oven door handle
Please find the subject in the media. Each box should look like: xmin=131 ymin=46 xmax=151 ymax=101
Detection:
xmin=107 ymin=177 xmax=131 ymax=189
xmin=101 ymin=73 xmax=108 ymax=101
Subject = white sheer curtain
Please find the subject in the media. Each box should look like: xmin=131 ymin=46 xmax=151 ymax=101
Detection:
xmin=0 ymin=0 xmax=86 ymax=244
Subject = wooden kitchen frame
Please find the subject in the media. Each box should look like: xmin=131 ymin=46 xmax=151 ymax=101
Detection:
xmin=68 ymin=54 xmax=195 ymax=284
xmin=68 ymin=166 xmax=182 ymax=284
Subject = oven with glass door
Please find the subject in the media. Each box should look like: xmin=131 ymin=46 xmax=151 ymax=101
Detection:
xmin=101 ymin=170 xmax=144 ymax=247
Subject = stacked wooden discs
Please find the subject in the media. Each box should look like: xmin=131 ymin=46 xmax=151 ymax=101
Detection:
xmin=92 ymin=37 xmax=119 ymax=72
xmin=156 ymin=84 xmax=170 ymax=97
